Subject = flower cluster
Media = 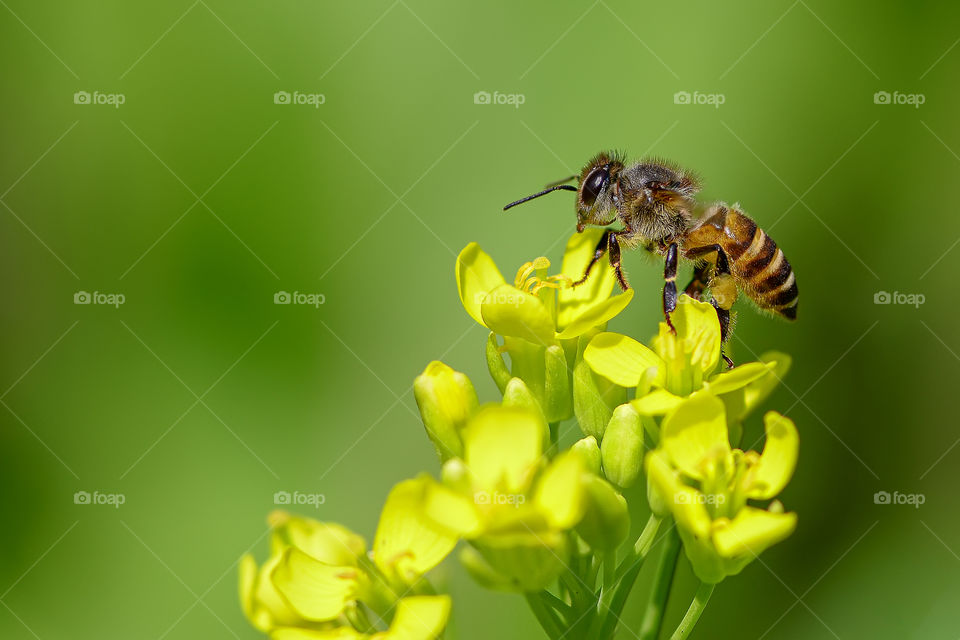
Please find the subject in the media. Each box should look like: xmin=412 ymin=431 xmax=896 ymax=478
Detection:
xmin=240 ymin=485 xmax=454 ymax=639
xmin=240 ymin=229 xmax=800 ymax=640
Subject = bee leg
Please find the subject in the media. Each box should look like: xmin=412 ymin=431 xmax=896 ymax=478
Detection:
xmin=573 ymin=229 xmax=611 ymax=287
xmin=683 ymin=261 xmax=713 ymax=301
xmin=608 ymin=231 xmax=630 ymax=290
xmin=710 ymin=248 xmax=735 ymax=368
xmin=663 ymin=242 xmax=678 ymax=334
xmin=684 ymin=244 xmax=735 ymax=366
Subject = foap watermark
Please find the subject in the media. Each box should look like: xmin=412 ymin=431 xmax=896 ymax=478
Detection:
xmin=873 ymin=91 xmax=925 ymax=108
xmin=473 ymin=289 xmax=527 ymax=308
xmin=874 ymin=490 xmax=925 ymax=509
xmin=274 ymin=490 xmax=326 ymax=508
xmin=474 ymin=490 xmax=525 ymax=507
xmin=473 ymin=90 xmax=526 ymax=108
xmin=73 ymin=90 xmax=126 ymax=108
xmin=274 ymin=291 xmax=326 ymax=307
xmin=676 ymin=492 xmax=725 ymax=505
xmin=74 ymin=490 xmax=126 ymax=508
xmin=673 ymin=90 xmax=725 ymax=108
xmin=74 ymin=290 xmax=125 ymax=308
xmin=273 ymin=91 xmax=326 ymax=108
xmin=874 ymin=290 xmax=924 ymax=308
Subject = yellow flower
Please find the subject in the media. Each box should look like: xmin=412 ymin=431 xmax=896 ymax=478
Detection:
xmin=268 ymin=596 xmax=451 ymax=640
xmin=456 ymin=230 xmax=633 ymax=422
xmin=456 ymin=229 xmax=633 ymax=346
xmin=240 ymin=513 xmax=366 ymax=633
xmin=240 ymin=480 xmax=456 ymax=639
xmin=584 ymin=295 xmax=788 ymax=442
xmin=419 ymin=405 xmax=592 ymax=591
xmin=645 ymin=392 xmax=798 ymax=583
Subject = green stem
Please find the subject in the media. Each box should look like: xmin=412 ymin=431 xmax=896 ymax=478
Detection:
xmin=587 ymin=551 xmax=619 ymax=638
xmin=526 ymin=593 xmax=564 ymax=639
xmin=592 ymin=516 xmax=662 ymax=639
xmin=587 ymin=554 xmax=602 ymax=589
xmin=668 ymin=582 xmax=715 ymax=640
xmin=638 ymin=527 xmax=682 ymax=640
xmin=602 ymin=552 xmax=617 ymax=589
xmin=538 ymin=589 xmax=573 ymax=616
xmin=559 ymin=566 xmax=584 ymax=602
xmin=614 ymin=514 xmax=662 ymax=582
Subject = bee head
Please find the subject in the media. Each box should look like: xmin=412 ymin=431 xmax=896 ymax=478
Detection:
xmin=501 ymin=151 xmax=624 ymax=226
xmin=575 ymin=151 xmax=624 ymax=231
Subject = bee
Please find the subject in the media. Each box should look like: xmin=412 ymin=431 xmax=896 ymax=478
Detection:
xmin=504 ymin=151 xmax=798 ymax=362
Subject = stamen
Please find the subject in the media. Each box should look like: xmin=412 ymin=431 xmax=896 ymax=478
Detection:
xmin=514 ymin=256 xmax=574 ymax=295
xmin=514 ymin=261 xmax=536 ymax=289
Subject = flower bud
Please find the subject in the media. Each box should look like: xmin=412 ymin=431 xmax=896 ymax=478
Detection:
xmin=575 ymin=476 xmax=630 ymax=551
xmin=414 ymin=361 xmax=478 ymax=461
xmin=485 ymin=332 xmax=512 ymax=393
xmin=571 ymin=436 xmax=602 ymax=475
xmin=600 ymin=404 xmax=644 ymax=488
xmin=573 ymin=357 xmax=626 ymax=440
xmin=543 ymin=344 xmax=573 ymax=422
xmin=502 ymin=377 xmax=550 ymax=447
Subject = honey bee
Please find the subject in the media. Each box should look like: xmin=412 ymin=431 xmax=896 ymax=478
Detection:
xmin=504 ymin=151 xmax=798 ymax=362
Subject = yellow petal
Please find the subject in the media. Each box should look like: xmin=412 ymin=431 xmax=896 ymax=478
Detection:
xmin=660 ymin=392 xmax=730 ymax=481
xmin=584 ymin=332 xmax=664 ymax=387
xmin=373 ymin=595 xmax=452 ymax=640
xmin=704 ymin=361 xmax=775 ymax=395
xmin=272 ymin=628 xmax=363 ymax=640
xmin=533 ymin=451 xmax=586 ymax=529
xmin=456 ymin=243 xmax=506 ymax=327
xmin=481 ymin=284 xmax=556 ymax=346
xmin=644 ymin=450 xmax=711 ymax=538
xmin=746 ymin=412 xmax=799 ymax=500
xmin=270 ymin=512 xmax=366 ymax=566
xmin=243 ymin=553 xmax=311 ymax=632
xmin=712 ymin=506 xmax=797 ymax=558
xmin=556 ymin=290 xmax=633 ymax=340
xmin=557 ymin=229 xmax=617 ymax=329
xmin=743 ymin=351 xmax=792 ymax=413
xmin=271 ymin=548 xmax=357 ymax=621
xmin=422 ymin=480 xmax=483 ymax=538
xmin=673 ymin=486 xmax=714 ymax=541
xmin=630 ymin=389 xmax=684 ymax=416
xmin=463 ymin=406 xmax=543 ymax=493
xmin=653 ymin=295 xmax=721 ymax=376
xmin=374 ymin=477 xmax=458 ymax=581
xmin=644 ymin=449 xmax=678 ymax=518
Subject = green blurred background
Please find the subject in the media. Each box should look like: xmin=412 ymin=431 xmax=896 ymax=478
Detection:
xmin=1 ymin=1 xmax=957 ymax=637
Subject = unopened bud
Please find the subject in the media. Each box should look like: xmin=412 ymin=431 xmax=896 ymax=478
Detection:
xmin=414 ymin=361 xmax=478 ymax=461
xmin=571 ymin=436 xmax=602 ymax=475
xmin=576 ymin=475 xmax=630 ymax=551
xmin=543 ymin=344 xmax=573 ymax=422
xmin=600 ymin=404 xmax=644 ymax=488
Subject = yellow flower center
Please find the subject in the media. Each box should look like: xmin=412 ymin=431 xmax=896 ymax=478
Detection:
xmin=514 ymin=257 xmax=572 ymax=295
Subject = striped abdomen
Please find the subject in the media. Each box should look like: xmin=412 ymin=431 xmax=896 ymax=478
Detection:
xmin=683 ymin=204 xmax=798 ymax=319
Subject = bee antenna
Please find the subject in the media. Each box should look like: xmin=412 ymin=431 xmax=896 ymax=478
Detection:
xmin=544 ymin=174 xmax=577 ymax=188
xmin=503 ymin=184 xmax=578 ymax=211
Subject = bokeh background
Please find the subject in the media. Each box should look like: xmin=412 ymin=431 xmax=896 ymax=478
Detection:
xmin=1 ymin=1 xmax=958 ymax=638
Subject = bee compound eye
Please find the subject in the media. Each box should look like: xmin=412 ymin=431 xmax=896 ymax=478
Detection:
xmin=581 ymin=167 xmax=608 ymax=208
